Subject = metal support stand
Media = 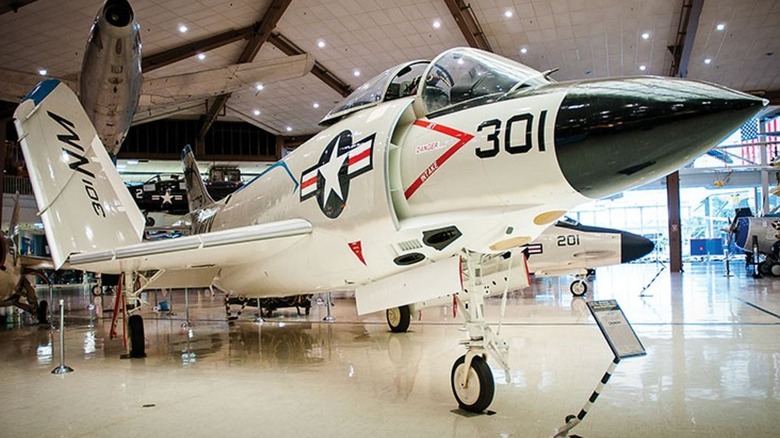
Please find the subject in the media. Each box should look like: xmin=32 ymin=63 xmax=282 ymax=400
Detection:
xmin=724 ymin=248 xmax=733 ymax=277
xmin=48 ymin=284 xmax=54 ymax=329
xmin=552 ymin=358 xmax=620 ymax=438
xmin=323 ymin=292 xmax=335 ymax=322
xmin=181 ymin=288 xmax=191 ymax=329
xmin=752 ymin=235 xmax=761 ymax=278
xmin=51 ymin=299 xmax=73 ymax=375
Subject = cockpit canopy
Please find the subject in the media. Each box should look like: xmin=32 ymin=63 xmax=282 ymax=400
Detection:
xmin=320 ymin=47 xmax=552 ymax=124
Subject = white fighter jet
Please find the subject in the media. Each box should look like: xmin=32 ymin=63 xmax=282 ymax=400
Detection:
xmin=14 ymin=47 xmax=765 ymax=412
xmin=0 ymin=0 xmax=313 ymax=156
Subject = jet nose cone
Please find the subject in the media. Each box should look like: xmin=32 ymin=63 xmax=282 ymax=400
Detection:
xmin=620 ymin=231 xmax=655 ymax=263
xmin=554 ymin=77 xmax=767 ymax=199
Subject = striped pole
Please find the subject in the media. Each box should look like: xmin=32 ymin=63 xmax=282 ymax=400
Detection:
xmin=552 ymin=357 xmax=620 ymax=438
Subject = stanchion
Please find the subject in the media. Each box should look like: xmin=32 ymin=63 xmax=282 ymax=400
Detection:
xmin=51 ymin=299 xmax=73 ymax=375
xmin=724 ymin=248 xmax=733 ymax=277
xmin=323 ymin=292 xmax=335 ymax=322
xmin=181 ymin=288 xmax=191 ymax=329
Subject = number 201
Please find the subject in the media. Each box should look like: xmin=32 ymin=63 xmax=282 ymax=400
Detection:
xmin=475 ymin=110 xmax=548 ymax=158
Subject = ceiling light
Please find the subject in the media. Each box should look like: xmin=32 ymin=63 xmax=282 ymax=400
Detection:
xmin=704 ymin=58 xmax=712 ymax=64
xmin=253 ymin=109 xmax=260 ymax=116
xmin=313 ymin=102 xmax=320 ymax=108
xmin=433 ymin=20 xmax=441 ymax=29
xmin=126 ymin=160 xmax=139 ymax=165
xmin=639 ymin=65 xmax=646 ymax=71
xmin=178 ymin=24 xmax=188 ymax=33
xmin=37 ymin=69 xmax=47 ymax=76
xmin=317 ymin=39 xmax=326 ymax=48
xmin=353 ymin=70 xmax=361 ymax=77
xmin=520 ymin=47 xmax=528 ymax=54
xmin=255 ymin=84 xmax=264 ymax=91
xmin=716 ymin=23 xmax=726 ymax=31
xmin=504 ymin=10 xmax=513 ymax=18
xmin=196 ymin=53 xmax=206 ymax=60
xmin=641 ymin=32 xmax=650 ymax=40
xmin=285 ymin=126 xmax=293 ymax=132
xmin=117 ymin=164 xmax=127 ymax=170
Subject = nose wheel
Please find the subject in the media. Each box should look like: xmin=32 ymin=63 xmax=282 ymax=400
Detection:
xmin=570 ymin=279 xmax=588 ymax=297
xmin=451 ymin=353 xmax=494 ymax=413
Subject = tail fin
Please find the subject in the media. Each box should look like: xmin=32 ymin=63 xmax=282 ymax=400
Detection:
xmin=13 ymin=80 xmax=144 ymax=269
xmin=182 ymin=144 xmax=215 ymax=211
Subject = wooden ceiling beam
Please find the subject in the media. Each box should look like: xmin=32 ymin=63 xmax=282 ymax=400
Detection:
xmin=441 ymin=0 xmax=492 ymax=51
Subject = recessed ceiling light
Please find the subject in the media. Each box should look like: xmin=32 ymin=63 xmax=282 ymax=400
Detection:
xmin=317 ymin=39 xmax=326 ymax=48
xmin=37 ymin=69 xmax=47 ymax=76
xmin=704 ymin=58 xmax=712 ymax=64
xmin=520 ymin=47 xmax=528 ymax=54
xmin=285 ymin=126 xmax=293 ymax=132
xmin=196 ymin=53 xmax=206 ymax=60
xmin=253 ymin=109 xmax=260 ymax=116
xmin=353 ymin=70 xmax=361 ymax=77
xmin=639 ymin=65 xmax=646 ymax=71
xmin=178 ymin=24 xmax=188 ymax=33
xmin=313 ymin=102 xmax=320 ymax=108
xmin=504 ymin=10 xmax=513 ymax=18
xmin=716 ymin=23 xmax=726 ymax=31
xmin=433 ymin=20 xmax=441 ymax=29
xmin=641 ymin=32 xmax=650 ymax=40
xmin=255 ymin=84 xmax=264 ymax=91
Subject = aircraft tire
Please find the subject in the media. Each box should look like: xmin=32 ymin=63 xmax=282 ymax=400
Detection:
xmin=570 ymin=280 xmax=588 ymax=297
xmin=36 ymin=300 xmax=48 ymax=324
xmin=771 ymin=264 xmax=780 ymax=277
xmin=128 ymin=315 xmax=146 ymax=358
xmin=386 ymin=305 xmax=411 ymax=333
xmin=451 ymin=355 xmax=494 ymax=413
xmin=92 ymin=285 xmax=103 ymax=296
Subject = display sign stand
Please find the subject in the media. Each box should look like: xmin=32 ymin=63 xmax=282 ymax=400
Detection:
xmin=551 ymin=300 xmax=646 ymax=438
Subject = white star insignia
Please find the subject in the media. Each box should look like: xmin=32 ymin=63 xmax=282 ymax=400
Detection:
xmin=160 ymin=190 xmax=173 ymax=205
xmin=318 ymin=146 xmax=348 ymax=200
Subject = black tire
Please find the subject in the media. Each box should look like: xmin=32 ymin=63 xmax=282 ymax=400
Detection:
xmin=128 ymin=314 xmax=146 ymax=358
xmin=36 ymin=300 xmax=48 ymax=324
xmin=450 ymin=354 xmax=494 ymax=413
xmin=386 ymin=305 xmax=411 ymax=333
xmin=570 ymin=280 xmax=588 ymax=297
xmin=92 ymin=285 xmax=103 ymax=297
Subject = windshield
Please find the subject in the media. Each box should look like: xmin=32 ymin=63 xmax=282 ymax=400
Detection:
xmin=321 ymin=61 xmax=429 ymax=124
xmin=420 ymin=48 xmax=551 ymax=114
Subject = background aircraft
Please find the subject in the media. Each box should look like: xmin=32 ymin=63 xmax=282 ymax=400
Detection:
xmin=728 ymin=207 xmax=780 ymax=276
xmin=0 ymin=0 xmax=312 ymax=156
xmin=15 ymin=46 xmax=765 ymax=413
xmin=384 ymin=219 xmax=654 ymax=332
xmin=0 ymin=195 xmax=49 ymax=324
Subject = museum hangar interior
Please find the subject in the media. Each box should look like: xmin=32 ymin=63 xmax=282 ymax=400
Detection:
xmin=0 ymin=0 xmax=779 ymax=437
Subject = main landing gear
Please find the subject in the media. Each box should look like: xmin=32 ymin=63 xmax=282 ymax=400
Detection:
xmin=386 ymin=305 xmax=411 ymax=333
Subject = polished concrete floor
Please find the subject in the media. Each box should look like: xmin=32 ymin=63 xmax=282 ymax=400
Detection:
xmin=0 ymin=262 xmax=778 ymax=437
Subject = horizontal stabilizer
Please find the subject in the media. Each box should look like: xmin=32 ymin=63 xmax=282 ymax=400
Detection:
xmin=14 ymin=80 xmax=145 ymax=269
xmin=139 ymin=54 xmax=314 ymax=107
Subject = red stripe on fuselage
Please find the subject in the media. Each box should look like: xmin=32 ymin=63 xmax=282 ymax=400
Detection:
xmin=301 ymin=176 xmax=317 ymax=189
xmin=404 ymin=120 xmax=474 ymax=200
xmin=348 ymin=148 xmax=371 ymax=167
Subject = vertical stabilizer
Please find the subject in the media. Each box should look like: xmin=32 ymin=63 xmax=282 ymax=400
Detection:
xmin=13 ymin=80 xmax=145 ymax=269
xmin=182 ymin=144 xmax=215 ymax=212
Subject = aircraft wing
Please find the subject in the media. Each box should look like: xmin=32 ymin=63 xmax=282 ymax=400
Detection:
xmin=0 ymin=68 xmax=78 ymax=103
xmin=137 ymin=54 xmax=314 ymax=109
xmin=69 ymin=219 xmax=312 ymax=275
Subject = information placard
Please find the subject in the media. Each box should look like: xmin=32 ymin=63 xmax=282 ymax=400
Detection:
xmin=587 ymin=299 xmax=646 ymax=359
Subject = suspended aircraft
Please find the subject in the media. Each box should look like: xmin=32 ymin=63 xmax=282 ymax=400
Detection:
xmin=0 ymin=0 xmax=313 ymax=156
xmin=14 ymin=47 xmax=765 ymax=412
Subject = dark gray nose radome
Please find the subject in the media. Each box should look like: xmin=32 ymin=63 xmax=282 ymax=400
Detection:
xmin=620 ymin=231 xmax=655 ymax=263
xmin=553 ymin=77 xmax=766 ymax=199
xmin=103 ymin=0 xmax=133 ymax=27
